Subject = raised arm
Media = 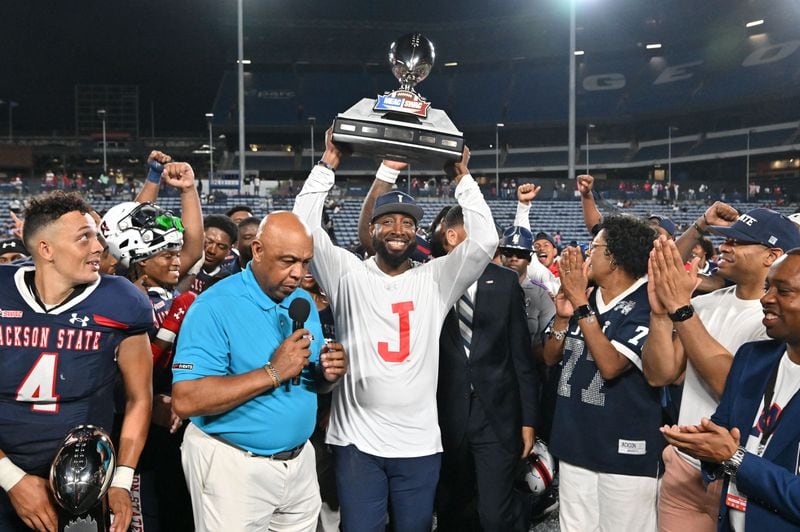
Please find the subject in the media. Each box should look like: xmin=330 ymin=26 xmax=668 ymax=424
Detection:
xmin=432 ymin=147 xmax=498 ymax=308
xmin=675 ymin=201 xmax=739 ymax=261
xmin=292 ymin=127 xmax=362 ymax=299
xmin=135 ymin=151 xmax=172 ymax=203
xmin=577 ymin=175 xmax=603 ymax=235
xmin=161 ymin=162 xmax=204 ymax=279
xmin=357 ymin=160 xmax=407 ymax=256
xmin=514 ymin=182 xmax=541 ymax=230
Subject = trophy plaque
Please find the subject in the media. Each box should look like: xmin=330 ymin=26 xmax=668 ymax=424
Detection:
xmin=333 ymin=32 xmax=464 ymax=163
xmin=50 ymin=425 xmax=116 ymax=532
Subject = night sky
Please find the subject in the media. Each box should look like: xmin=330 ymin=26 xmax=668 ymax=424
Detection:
xmin=1 ymin=0 xmax=231 ymax=136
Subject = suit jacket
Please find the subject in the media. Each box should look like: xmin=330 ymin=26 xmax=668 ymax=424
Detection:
xmin=437 ymin=263 xmax=540 ymax=455
xmin=702 ymin=339 xmax=800 ymax=531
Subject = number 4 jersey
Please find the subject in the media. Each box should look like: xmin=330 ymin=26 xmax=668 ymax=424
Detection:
xmin=0 ymin=265 xmax=153 ymax=476
xmin=549 ymin=277 xmax=665 ymax=477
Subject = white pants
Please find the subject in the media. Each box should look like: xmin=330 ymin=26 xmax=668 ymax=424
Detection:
xmin=181 ymin=423 xmax=321 ymax=532
xmin=559 ymin=461 xmax=659 ymax=532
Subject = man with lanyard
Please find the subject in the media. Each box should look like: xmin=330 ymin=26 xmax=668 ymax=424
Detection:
xmin=663 ymin=249 xmax=800 ymax=531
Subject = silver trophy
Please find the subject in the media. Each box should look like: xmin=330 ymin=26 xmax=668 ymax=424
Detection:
xmin=333 ymin=33 xmax=464 ymax=164
xmin=50 ymin=425 xmax=116 ymax=532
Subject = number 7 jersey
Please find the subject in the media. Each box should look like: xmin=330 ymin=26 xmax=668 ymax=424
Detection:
xmin=549 ymin=277 xmax=665 ymax=477
xmin=0 ymin=265 xmax=153 ymax=476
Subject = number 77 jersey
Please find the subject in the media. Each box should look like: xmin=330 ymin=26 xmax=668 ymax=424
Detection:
xmin=0 ymin=265 xmax=153 ymax=477
xmin=549 ymin=277 xmax=665 ymax=478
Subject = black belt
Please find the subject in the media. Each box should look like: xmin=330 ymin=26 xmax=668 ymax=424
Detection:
xmin=209 ymin=434 xmax=304 ymax=460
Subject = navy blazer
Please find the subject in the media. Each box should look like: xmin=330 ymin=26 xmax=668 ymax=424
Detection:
xmin=437 ymin=263 xmax=540 ymax=455
xmin=702 ymin=339 xmax=800 ymax=531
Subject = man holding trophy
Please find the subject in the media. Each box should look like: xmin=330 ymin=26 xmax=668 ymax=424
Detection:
xmin=295 ymin=33 xmax=497 ymax=532
xmin=0 ymin=190 xmax=154 ymax=531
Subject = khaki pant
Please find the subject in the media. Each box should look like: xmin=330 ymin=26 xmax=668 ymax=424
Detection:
xmin=658 ymin=446 xmax=723 ymax=532
xmin=181 ymin=423 xmax=321 ymax=532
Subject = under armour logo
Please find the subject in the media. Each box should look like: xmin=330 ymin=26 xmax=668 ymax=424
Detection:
xmin=172 ymin=307 xmax=186 ymax=320
xmin=69 ymin=313 xmax=90 ymax=327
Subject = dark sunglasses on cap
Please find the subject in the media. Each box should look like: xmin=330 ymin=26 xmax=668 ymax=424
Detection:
xmin=500 ymin=249 xmax=532 ymax=260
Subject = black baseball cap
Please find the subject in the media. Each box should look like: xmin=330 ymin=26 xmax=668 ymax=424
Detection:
xmin=371 ymin=191 xmax=424 ymax=224
xmin=0 ymin=239 xmax=29 ymax=257
xmin=709 ymin=208 xmax=800 ymax=250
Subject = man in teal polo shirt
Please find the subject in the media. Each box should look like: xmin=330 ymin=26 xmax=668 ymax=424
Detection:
xmin=172 ymin=211 xmax=347 ymax=532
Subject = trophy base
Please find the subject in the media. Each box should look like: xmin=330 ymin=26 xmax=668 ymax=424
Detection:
xmin=333 ymin=98 xmax=464 ymax=164
xmin=59 ymin=501 xmax=109 ymax=532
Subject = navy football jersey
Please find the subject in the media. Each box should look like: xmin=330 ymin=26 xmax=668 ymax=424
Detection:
xmin=219 ymin=249 xmax=242 ymax=275
xmin=147 ymin=286 xmax=174 ymax=331
xmin=0 ymin=265 xmax=153 ymax=476
xmin=549 ymin=277 xmax=664 ymax=477
xmin=190 ymin=265 xmax=220 ymax=295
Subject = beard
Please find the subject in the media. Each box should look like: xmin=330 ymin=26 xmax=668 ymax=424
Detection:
xmin=373 ymin=235 xmax=416 ymax=268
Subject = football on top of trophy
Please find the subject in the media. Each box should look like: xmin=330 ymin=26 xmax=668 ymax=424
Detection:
xmin=50 ymin=425 xmax=117 ymax=515
xmin=389 ymin=33 xmax=436 ymax=92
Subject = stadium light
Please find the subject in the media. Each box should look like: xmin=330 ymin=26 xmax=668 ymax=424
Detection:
xmin=746 ymin=129 xmax=752 ymax=200
xmin=0 ymin=100 xmax=19 ymax=141
xmin=97 ymin=109 xmax=107 ymax=174
xmin=495 ymin=123 xmax=504 ymax=198
xmin=237 ymin=59 xmax=252 ymax=65
xmin=308 ymin=116 xmax=317 ymax=168
xmin=237 ymin=0 xmax=246 ymax=190
xmin=205 ymin=113 xmax=215 ymax=179
xmin=574 ymin=50 xmax=585 ymax=56
xmin=745 ymin=19 xmax=764 ymax=28
xmin=667 ymin=126 xmax=678 ymax=190
xmin=444 ymin=62 xmax=458 ymax=67
xmin=646 ymin=43 xmax=662 ymax=50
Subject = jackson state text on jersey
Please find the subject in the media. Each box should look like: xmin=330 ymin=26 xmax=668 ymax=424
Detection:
xmin=0 ymin=265 xmax=153 ymax=476
xmin=549 ymin=278 xmax=665 ymax=477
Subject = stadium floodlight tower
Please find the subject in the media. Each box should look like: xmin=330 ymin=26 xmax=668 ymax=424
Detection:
xmin=0 ymin=100 xmax=18 ymax=141
xmin=667 ymin=126 xmax=678 ymax=190
xmin=309 ymin=116 xmax=317 ymax=168
xmin=205 ymin=113 xmax=215 ymax=178
xmin=97 ymin=109 xmax=107 ymax=174
xmin=586 ymin=123 xmax=595 ymax=174
xmin=495 ymin=123 xmax=504 ymax=197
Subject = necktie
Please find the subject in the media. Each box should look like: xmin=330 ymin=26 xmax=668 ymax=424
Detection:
xmin=457 ymin=293 xmax=474 ymax=357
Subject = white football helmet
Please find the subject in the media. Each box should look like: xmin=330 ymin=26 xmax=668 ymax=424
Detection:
xmin=100 ymin=202 xmax=184 ymax=268
xmin=524 ymin=438 xmax=556 ymax=496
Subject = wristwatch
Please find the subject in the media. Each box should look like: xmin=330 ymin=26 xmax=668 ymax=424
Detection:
xmin=573 ymin=305 xmax=595 ymax=321
xmin=668 ymin=304 xmax=694 ymax=322
xmin=722 ymin=446 xmax=746 ymax=477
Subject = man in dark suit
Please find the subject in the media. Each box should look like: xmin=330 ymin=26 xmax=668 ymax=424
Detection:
xmin=663 ymin=249 xmax=800 ymax=531
xmin=435 ymin=206 xmax=540 ymax=532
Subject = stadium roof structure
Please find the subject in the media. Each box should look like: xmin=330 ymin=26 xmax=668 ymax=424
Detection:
xmin=233 ymin=0 xmax=797 ymax=67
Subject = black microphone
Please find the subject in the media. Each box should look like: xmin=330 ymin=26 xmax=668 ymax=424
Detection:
xmin=288 ymin=298 xmax=311 ymax=385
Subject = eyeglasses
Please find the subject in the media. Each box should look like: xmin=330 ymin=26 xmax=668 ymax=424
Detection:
xmin=500 ymin=249 xmax=532 ymax=260
xmin=722 ymin=238 xmax=767 ymax=248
